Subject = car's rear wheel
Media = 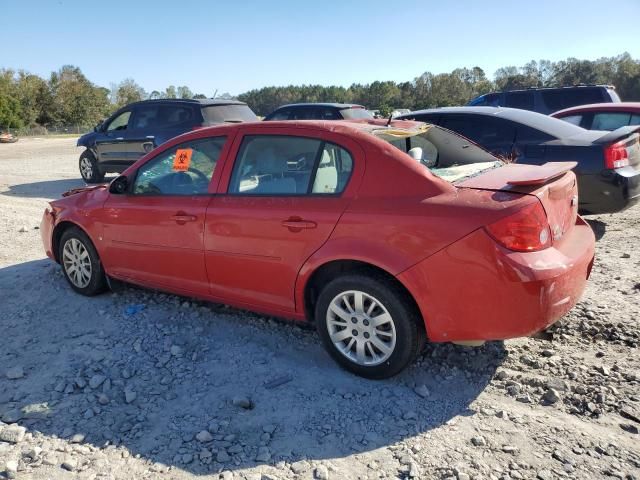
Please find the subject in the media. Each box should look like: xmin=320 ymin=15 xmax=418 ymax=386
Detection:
xmin=315 ymin=274 xmax=424 ymax=379
xmin=59 ymin=227 xmax=107 ymax=296
xmin=79 ymin=150 xmax=105 ymax=184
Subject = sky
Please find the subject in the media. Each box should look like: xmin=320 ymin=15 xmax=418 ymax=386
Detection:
xmin=1 ymin=0 xmax=639 ymax=96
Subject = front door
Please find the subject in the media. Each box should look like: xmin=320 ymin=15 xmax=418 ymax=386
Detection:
xmin=100 ymin=136 xmax=228 ymax=296
xmin=95 ymin=110 xmax=134 ymax=168
xmin=205 ymin=130 xmax=360 ymax=313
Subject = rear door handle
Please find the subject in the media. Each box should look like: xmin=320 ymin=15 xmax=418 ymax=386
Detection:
xmin=172 ymin=213 xmax=198 ymax=224
xmin=281 ymin=219 xmax=317 ymax=229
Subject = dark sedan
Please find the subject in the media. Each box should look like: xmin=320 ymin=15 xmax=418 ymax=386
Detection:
xmin=398 ymin=107 xmax=640 ymax=214
xmin=264 ymin=103 xmax=373 ymax=121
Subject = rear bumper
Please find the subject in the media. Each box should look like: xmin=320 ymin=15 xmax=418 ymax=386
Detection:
xmin=398 ymin=217 xmax=595 ymax=342
xmin=579 ymin=167 xmax=640 ymax=214
xmin=40 ymin=209 xmax=56 ymax=261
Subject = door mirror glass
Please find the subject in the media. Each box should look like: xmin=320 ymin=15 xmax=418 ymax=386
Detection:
xmin=109 ymin=175 xmax=129 ymax=194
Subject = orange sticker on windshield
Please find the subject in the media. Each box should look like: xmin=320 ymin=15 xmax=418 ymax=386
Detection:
xmin=173 ymin=148 xmax=192 ymax=171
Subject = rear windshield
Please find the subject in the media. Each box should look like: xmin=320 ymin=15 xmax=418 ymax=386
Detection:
xmin=541 ymin=88 xmax=605 ymax=112
xmin=374 ymin=125 xmax=504 ymax=183
xmin=340 ymin=107 xmax=374 ymax=120
xmin=202 ymin=104 xmax=258 ymax=124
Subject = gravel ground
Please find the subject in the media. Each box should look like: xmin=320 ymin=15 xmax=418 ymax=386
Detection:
xmin=0 ymin=137 xmax=639 ymax=480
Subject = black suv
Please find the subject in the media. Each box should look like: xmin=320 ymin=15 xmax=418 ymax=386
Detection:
xmin=263 ymin=103 xmax=373 ymax=121
xmin=467 ymin=85 xmax=620 ymax=115
xmin=77 ymin=99 xmax=258 ymax=183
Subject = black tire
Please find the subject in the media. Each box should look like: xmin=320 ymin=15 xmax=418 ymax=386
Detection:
xmin=79 ymin=150 xmax=105 ymax=184
xmin=58 ymin=227 xmax=107 ymax=296
xmin=315 ymin=274 xmax=425 ymax=379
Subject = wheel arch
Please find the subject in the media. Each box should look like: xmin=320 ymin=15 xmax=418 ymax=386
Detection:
xmin=52 ymin=221 xmax=95 ymax=263
xmin=300 ymin=258 xmax=427 ymax=337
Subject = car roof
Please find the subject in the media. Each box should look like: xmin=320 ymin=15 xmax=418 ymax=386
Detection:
xmin=274 ymin=103 xmax=366 ymax=110
xmin=174 ymin=119 xmax=423 ymax=146
xmin=552 ymin=102 xmax=640 ymax=116
xmin=403 ymin=106 xmax=586 ymax=138
xmin=125 ymin=98 xmax=248 ymax=108
xmin=479 ymin=85 xmax=615 ymax=96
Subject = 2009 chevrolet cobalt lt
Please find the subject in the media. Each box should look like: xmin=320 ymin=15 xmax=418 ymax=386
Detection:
xmin=41 ymin=120 xmax=595 ymax=378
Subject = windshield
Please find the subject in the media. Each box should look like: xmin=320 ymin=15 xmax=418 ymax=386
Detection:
xmin=372 ymin=123 xmax=504 ymax=183
xmin=202 ymin=104 xmax=258 ymax=124
xmin=340 ymin=107 xmax=374 ymax=120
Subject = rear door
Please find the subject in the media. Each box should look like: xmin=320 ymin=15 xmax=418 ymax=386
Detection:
xmin=205 ymin=127 xmax=362 ymax=313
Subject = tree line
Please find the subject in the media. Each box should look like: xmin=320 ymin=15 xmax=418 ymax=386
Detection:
xmin=1 ymin=53 xmax=639 ymax=130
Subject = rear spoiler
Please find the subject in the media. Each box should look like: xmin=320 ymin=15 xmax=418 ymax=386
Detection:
xmin=506 ymin=162 xmax=577 ymax=186
xmin=593 ymin=126 xmax=640 ymax=145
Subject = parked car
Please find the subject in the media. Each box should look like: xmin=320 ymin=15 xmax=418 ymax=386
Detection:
xmin=0 ymin=132 xmax=18 ymax=143
xmin=263 ymin=103 xmax=373 ymax=121
xmin=77 ymin=99 xmax=258 ymax=183
xmin=42 ymin=119 xmax=595 ymax=377
xmin=467 ymin=85 xmax=620 ymax=115
xmin=551 ymin=102 xmax=640 ymax=131
xmin=397 ymin=107 xmax=640 ymax=214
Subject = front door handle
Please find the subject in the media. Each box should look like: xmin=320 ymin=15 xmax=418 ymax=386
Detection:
xmin=171 ymin=213 xmax=197 ymax=224
xmin=281 ymin=218 xmax=317 ymax=230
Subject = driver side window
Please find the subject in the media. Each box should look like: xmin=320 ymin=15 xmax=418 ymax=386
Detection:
xmin=133 ymin=137 xmax=226 ymax=195
xmin=106 ymin=111 xmax=131 ymax=131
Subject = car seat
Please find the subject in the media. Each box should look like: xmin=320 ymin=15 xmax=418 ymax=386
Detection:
xmin=312 ymin=150 xmax=338 ymax=193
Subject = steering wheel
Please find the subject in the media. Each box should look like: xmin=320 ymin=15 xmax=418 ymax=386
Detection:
xmin=186 ymin=167 xmax=209 ymax=184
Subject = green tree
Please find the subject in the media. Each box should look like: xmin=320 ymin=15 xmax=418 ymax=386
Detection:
xmin=113 ymin=78 xmax=146 ymax=107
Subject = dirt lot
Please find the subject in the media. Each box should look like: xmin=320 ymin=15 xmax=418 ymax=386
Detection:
xmin=0 ymin=137 xmax=639 ymax=480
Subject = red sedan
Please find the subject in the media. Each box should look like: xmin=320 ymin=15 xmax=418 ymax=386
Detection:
xmin=41 ymin=120 xmax=595 ymax=378
xmin=551 ymin=102 xmax=640 ymax=131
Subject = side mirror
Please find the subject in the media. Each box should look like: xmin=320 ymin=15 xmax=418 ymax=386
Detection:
xmin=94 ymin=121 xmax=104 ymax=132
xmin=109 ymin=176 xmax=129 ymax=194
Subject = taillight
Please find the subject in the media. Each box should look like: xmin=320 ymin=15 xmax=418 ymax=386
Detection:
xmin=604 ymin=141 xmax=629 ymax=169
xmin=485 ymin=202 xmax=551 ymax=252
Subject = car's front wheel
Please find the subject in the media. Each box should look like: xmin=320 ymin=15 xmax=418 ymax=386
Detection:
xmin=315 ymin=274 xmax=424 ymax=379
xmin=59 ymin=227 xmax=107 ymax=296
xmin=79 ymin=150 xmax=105 ymax=184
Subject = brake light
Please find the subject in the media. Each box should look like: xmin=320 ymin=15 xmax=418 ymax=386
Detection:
xmin=485 ymin=202 xmax=551 ymax=252
xmin=604 ymin=141 xmax=629 ymax=169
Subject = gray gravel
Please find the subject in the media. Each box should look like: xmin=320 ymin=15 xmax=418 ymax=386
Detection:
xmin=1 ymin=137 xmax=639 ymax=479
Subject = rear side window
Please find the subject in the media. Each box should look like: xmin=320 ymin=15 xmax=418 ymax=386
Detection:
xmin=132 ymin=105 xmax=160 ymax=129
xmin=267 ymin=109 xmax=291 ymax=121
xmin=631 ymin=114 xmax=640 ymax=126
xmin=163 ymin=106 xmax=194 ymax=126
xmin=289 ymin=108 xmax=319 ymax=120
xmin=516 ymin=125 xmax=554 ymax=142
xmin=202 ymin=105 xmax=258 ymax=124
xmin=592 ymin=112 xmax=632 ymax=131
xmin=133 ymin=137 xmax=226 ymax=195
xmin=228 ymin=135 xmax=353 ymax=195
xmin=558 ymin=114 xmax=583 ymax=126
xmin=542 ymin=88 xmax=605 ymax=112
xmin=440 ymin=115 xmax=515 ymax=145
xmin=505 ymin=91 xmax=534 ymax=111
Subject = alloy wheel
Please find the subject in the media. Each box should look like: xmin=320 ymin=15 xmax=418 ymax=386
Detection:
xmin=62 ymin=238 xmax=92 ymax=288
xmin=80 ymin=157 xmax=93 ymax=180
xmin=326 ymin=290 xmax=397 ymax=366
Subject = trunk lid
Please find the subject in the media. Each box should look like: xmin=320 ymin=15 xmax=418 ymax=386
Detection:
xmin=458 ymin=162 xmax=579 ymax=243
